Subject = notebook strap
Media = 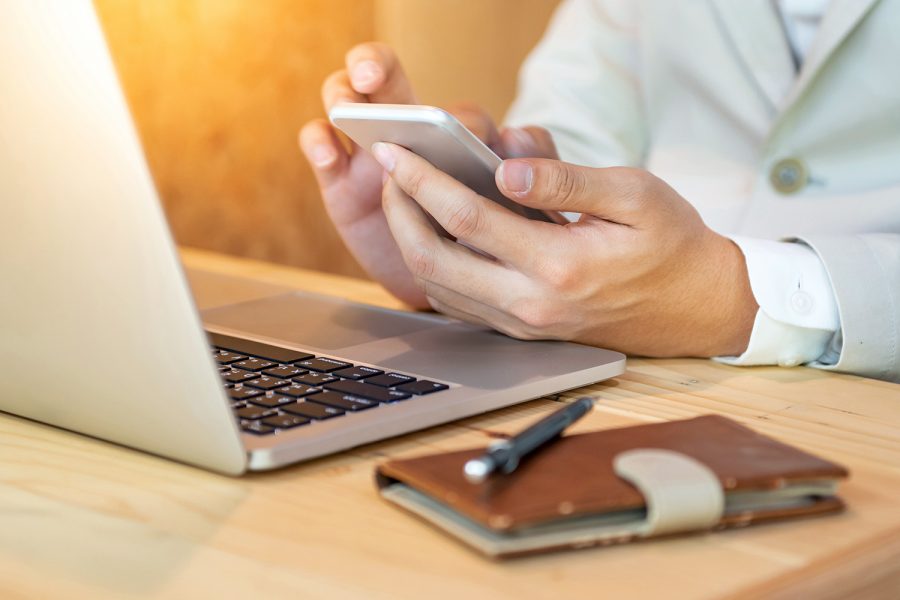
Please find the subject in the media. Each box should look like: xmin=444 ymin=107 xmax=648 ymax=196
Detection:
xmin=613 ymin=449 xmax=725 ymax=537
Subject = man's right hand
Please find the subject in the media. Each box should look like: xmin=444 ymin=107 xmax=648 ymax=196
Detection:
xmin=299 ymin=42 xmax=559 ymax=308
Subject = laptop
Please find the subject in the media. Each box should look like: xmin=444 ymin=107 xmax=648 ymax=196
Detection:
xmin=0 ymin=1 xmax=625 ymax=474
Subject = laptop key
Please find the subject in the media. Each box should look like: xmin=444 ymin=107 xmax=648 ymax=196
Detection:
xmin=232 ymin=358 xmax=277 ymax=372
xmin=262 ymin=365 xmax=307 ymax=379
xmin=222 ymin=369 xmax=260 ymax=384
xmin=214 ymin=350 xmax=247 ymax=365
xmin=293 ymin=372 xmax=338 ymax=386
xmin=261 ymin=414 xmax=310 ymax=430
xmin=294 ymin=357 xmax=351 ymax=373
xmin=324 ymin=379 xmax=411 ymax=402
xmin=308 ymin=391 xmax=379 ymax=411
xmin=365 ymin=373 xmax=415 ymax=388
xmin=248 ymin=394 xmax=297 ymax=408
xmin=244 ymin=376 xmax=291 ymax=391
xmin=235 ymin=405 xmax=277 ymax=420
xmin=396 ymin=380 xmax=449 ymax=395
xmin=228 ymin=386 xmax=264 ymax=400
xmin=332 ymin=366 xmax=383 ymax=380
xmin=277 ymin=382 xmax=320 ymax=398
xmin=209 ymin=332 xmax=315 ymax=363
xmin=281 ymin=401 xmax=344 ymax=420
xmin=241 ymin=421 xmax=275 ymax=436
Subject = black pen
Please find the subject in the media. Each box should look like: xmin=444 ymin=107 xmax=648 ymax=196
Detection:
xmin=463 ymin=396 xmax=595 ymax=484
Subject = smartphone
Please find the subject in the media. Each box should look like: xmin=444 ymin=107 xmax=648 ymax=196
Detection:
xmin=329 ymin=103 xmax=566 ymax=224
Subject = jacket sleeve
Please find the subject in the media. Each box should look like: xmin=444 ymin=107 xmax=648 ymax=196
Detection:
xmin=503 ymin=0 xmax=646 ymax=168
xmin=798 ymin=233 xmax=900 ymax=383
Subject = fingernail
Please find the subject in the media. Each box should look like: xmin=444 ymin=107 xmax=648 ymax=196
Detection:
xmin=351 ymin=60 xmax=381 ymax=88
xmin=371 ymin=142 xmax=395 ymax=172
xmin=499 ymin=160 xmax=533 ymax=194
xmin=309 ymin=144 xmax=337 ymax=168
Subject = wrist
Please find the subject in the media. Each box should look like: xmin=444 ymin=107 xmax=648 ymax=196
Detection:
xmin=701 ymin=233 xmax=758 ymax=357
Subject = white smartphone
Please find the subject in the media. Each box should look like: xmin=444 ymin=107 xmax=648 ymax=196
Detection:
xmin=329 ymin=103 xmax=566 ymax=224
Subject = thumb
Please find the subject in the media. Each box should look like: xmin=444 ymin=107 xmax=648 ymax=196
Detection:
xmin=496 ymin=158 xmax=645 ymax=223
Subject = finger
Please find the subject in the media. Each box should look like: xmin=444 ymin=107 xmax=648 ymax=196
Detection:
xmin=498 ymin=126 xmax=559 ymax=159
xmin=322 ymin=70 xmax=367 ymax=113
xmin=496 ymin=159 xmax=646 ymax=224
xmin=299 ymin=119 xmax=350 ymax=188
xmin=373 ymin=142 xmax=557 ymax=267
xmin=381 ymin=179 xmax=524 ymax=308
xmin=425 ymin=294 xmax=491 ymax=329
xmin=447 ymin=102 xmax=501 ymax=151
xmin=345 ymin=42 xmax=417 ymax=103
xmin=425 ymin=284 xmax=541 ymax=340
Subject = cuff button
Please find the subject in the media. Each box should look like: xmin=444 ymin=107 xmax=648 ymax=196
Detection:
xmin=790 ymin=290 xmax=814 ymax=314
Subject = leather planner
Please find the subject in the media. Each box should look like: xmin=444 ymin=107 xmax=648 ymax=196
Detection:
xmin=375 ymin=415 xmax=849 ymax=558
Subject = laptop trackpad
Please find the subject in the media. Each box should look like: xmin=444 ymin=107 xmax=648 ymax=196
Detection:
xmin=200 ymin=291 xmax=443 ymax=352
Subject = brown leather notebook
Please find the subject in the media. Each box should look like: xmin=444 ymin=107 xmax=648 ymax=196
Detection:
xmin=375 ymin=415 xmax=849 ymax=558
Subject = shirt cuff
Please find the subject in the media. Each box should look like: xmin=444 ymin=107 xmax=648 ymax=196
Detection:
xmin=714 ymin=237 xmax=840 ymax=367
xmin=715 ymin=310 xmax=836 ymax=366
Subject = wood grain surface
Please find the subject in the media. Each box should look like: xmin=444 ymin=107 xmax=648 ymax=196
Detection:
xmin=93 ymin=1 xmax=559 ymax=277
xmin=1 ymin=247 xmax=898 ymax=600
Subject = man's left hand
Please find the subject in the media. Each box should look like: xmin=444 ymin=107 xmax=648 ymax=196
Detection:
xmin=371 ymin=142 xmax=758 ymax=358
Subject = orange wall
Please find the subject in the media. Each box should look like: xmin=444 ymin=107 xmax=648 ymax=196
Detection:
xmin=377 ymin=0 xmax=561 ymax=121
xmin=95 ymin=0 xmax=559 ymax=278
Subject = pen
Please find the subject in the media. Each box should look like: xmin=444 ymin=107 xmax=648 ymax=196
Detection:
xmin=463 ymin=396 xmax=595 ymax=484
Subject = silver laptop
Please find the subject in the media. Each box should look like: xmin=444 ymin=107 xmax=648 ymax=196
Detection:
xmin=0 ymin=1 xmax=625 ymax=474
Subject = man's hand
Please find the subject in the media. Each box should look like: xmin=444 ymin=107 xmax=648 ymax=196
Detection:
xmin=299 ymin=42 xmax=556 ymax=307
xmin=371 ymin=142 xmax=759 ymax=357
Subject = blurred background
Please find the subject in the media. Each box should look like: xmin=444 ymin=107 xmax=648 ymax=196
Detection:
xmin=94 ymin=0 xmax=561 ymax=278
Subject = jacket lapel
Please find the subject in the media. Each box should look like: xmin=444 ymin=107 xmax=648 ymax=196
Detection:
xmin=781 ymin=0 xmax=880 ymax=109
xmin=708 ymin=0 xmax=796 ymax=113
xmin=709 ymin=0 xmax=881 ymax=115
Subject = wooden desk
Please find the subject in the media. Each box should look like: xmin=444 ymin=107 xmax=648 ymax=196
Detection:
xmin=2 ymin=248 xmax=899 ymax=599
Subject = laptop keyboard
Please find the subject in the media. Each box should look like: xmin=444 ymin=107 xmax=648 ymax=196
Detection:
xmin=209 ymin=332 xmax=449 ymax=437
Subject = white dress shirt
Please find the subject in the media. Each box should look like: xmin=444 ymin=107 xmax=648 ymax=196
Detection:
xmin=717 ymin=0 xmax=840 ymax=368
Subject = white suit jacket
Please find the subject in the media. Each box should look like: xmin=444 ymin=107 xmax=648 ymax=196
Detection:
xmin=506 ymin=0 xmax=900 ymax=382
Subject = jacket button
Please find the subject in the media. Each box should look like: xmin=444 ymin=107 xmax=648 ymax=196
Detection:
xmin=770 ymin=158 xmax=808 ymax=194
